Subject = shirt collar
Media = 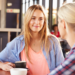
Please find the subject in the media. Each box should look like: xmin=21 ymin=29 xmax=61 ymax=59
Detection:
xmin=20 ymin=35 xmax=24 ymax=40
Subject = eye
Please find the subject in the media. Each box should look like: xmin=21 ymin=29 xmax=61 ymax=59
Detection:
xmin=31 ymin=16 xmax=36 ymax=20
xmin=40 ymin=18 xmax=43 ymax=20
xmin=39 ymin=18 xmax=44 ymax=21
xmin=31 ymin=18 xmax=35 ymax=20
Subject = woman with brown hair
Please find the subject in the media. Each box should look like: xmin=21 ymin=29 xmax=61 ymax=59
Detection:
xmin=0 ymin=4 xmax=64 ymax=75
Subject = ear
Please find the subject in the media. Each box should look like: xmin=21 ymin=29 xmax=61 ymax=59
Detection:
xmin=62 ymin=19 xmax=66 ymax=29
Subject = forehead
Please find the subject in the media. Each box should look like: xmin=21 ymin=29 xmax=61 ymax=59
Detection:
xmin=32 ymin=9 xmax=44 ymax=17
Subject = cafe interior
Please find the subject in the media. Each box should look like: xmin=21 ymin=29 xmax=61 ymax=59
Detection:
xmin=0 ymin=0 xmax=75 ymax=75
xmin=0 ymin=0 xmax=74 ymax=56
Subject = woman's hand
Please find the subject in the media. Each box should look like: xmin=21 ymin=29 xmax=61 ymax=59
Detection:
xmin=1 ymin=62 xmax=15 ymax=71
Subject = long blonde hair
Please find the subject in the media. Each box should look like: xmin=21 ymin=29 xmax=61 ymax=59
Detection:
xmin=21 ymin=4 xmax=51 ymax=61
xmin=58 ymin=2 xmax=75 ymax=31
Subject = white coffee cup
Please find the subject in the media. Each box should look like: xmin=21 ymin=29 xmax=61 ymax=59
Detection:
xmin=10 ymin=68 xmax=27 ymax=75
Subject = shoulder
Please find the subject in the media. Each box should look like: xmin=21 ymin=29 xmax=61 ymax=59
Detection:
xmin=48 ymin=35 xmax=60 ymax=44
xmin=7 ymin=35 xmax=24 ymax=48
xmin=15 ymin=35 xmax=24 ymax=40
xmin=12 ymin=35 xmax=24 ymax=41
xmin=9 ymin=35 xmax=24 ymax=43
xmin=47 ymin=35 xmax=61 ymax=51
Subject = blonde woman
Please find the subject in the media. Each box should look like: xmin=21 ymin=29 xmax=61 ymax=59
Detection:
xmin=48 ymin=2 xmax=75 ymax=75
xmin=0 ymin=5 xmax=64 ymax=75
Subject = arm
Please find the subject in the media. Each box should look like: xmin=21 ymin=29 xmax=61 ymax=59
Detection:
xmin=0 ymin=62 xmax=15 ymax=71
xmin=0 ymin=42 xmax=16 ymax=71
xmin=0 ymin=37 xmax=20 ymax=71
xmin=0 ymin=41 xmax=14 ymax=62
xmin=50 ymin=36 xmax=64 ymax=67
xmin=48 ymin=36 xmax=64 ymax=71
xmin=0 ymin=44 xmax=9 ymax=62
xmin=48 ymin=50 xmax=75 ymax=75
xmin=0 ymin=37 xmax=21 ymax=63
xmin=55 ymin=40 xmax=64 ymax=67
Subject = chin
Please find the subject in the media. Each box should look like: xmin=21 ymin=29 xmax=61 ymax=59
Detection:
xmin=33 ymin=30 xmax=41 ymax=32
xmin=33 ymin=31 xmax=39 ymax=33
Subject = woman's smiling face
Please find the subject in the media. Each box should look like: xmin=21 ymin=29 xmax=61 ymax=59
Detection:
xmin=29 ymin=9 xmax=44 ymax=33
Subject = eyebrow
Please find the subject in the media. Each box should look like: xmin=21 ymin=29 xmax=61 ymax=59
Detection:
xmin=32 ymin=16 xmax=44 ymax=18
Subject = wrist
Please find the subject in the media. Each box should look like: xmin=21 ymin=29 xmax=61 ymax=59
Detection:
xmin=0 ymin=62 xmax=4 ymax=69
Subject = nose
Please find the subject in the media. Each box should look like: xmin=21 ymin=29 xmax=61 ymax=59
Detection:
xmin=35 ymin=19 xmax=39 ymax=25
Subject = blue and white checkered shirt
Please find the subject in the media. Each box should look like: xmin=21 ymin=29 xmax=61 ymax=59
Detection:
xmin=48 ymin=44 xmax=75 ymax=75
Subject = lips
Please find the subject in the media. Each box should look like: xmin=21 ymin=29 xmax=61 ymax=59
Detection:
xmin=34 ymin=26 xmax=40 ymax=28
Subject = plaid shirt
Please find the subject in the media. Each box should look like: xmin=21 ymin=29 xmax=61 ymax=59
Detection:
xmin=48 ymin=45 xmax=75 ymax=75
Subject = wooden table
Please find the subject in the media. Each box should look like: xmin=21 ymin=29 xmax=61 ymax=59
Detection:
xmin=0 ymin=69 xmax=10 ymax=75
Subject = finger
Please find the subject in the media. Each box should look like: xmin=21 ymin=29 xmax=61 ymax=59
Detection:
xmin=5 ymin=66 xmax=13 ymax=71
xmin=7 ymin=63 xmax=15 ymax=67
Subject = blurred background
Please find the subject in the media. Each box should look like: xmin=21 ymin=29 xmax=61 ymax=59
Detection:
xmin=0 ymin=0 xmax=74 ymax=56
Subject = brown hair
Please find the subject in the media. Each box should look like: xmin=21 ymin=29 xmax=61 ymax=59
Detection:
xmin=21 ymin=4 xmax=52 ymax=62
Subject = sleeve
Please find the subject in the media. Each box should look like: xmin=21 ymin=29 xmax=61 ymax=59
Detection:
xmin=50 ymin=36 xmax=64 ymax=67
xmin=0 ymin=43 xmax=9 ymax=62
xmin=0 ymin=38 xmax=19 ymax=62
xmin=48 ymin=51 xmax=75 ymax=75
xmin=49 ymin=36 xmax=64 ymax=71
xmin=55 ymin=39 xmax=64 ymax=67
